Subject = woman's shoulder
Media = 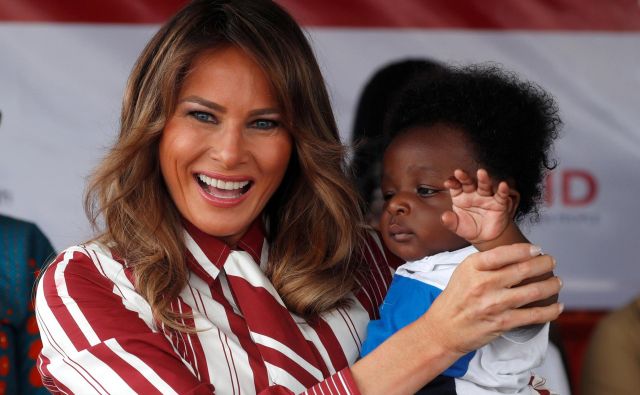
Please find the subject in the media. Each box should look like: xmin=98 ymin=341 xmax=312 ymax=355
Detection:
xmin=39 ymin=242 xmax=130 ymax=290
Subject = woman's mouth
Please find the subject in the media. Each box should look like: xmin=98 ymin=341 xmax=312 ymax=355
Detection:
xmin=196 ymin=173 xmax=252 ymax=199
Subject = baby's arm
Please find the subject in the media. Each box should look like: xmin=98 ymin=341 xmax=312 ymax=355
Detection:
xmin=441 ymin=168 xmax=525 ymax=252
xmin=443 ymin=169 xmax=556 ymax=307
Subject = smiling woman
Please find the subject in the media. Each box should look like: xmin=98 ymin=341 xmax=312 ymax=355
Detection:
xmin=159 ymin=46 xmax=292 ymax=246
xmin=34 ymin=1 xmax=562 ymax=394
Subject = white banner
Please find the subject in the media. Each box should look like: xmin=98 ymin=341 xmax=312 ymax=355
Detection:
xmin=1 ymin=22 xmax=638 ymax=309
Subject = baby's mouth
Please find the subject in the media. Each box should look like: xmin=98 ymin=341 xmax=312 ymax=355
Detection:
xmin=388 ymin=223 xmax=413 ymax=241
xmin=196 ymin=174 xmax=252 ymax=199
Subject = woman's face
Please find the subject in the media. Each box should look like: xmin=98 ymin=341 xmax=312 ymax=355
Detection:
xmin=159 ymin=46 xmax=292 ymax=246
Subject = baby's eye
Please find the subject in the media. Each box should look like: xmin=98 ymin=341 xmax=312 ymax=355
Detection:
xmin=382 ymin=191 xmax=395 ymax=201
xmin=251 ymin=119 xmax=279 ymax=130
xmin=189 ymin=111 xmax=216 ymax=123
xmin=417 ymin=186 xmax=438 ymax=197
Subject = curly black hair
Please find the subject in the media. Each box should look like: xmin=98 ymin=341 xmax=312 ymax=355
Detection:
xmin=385 ymin=64 xmax=562 ymax=222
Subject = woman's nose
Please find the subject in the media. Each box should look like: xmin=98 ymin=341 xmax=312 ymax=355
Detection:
xmin=210 ymin=123 xmax=247 ymax=168
xmin=386 ymin=193 xmax=410 ymax=216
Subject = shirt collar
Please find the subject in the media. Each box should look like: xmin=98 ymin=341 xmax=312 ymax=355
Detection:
xmin=183 ymin=218 xmax=265 ymax=283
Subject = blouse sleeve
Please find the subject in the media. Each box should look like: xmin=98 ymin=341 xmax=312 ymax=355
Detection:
xmin=35 ymin=247 xmax=364 ymax=395
xmin=35 ymin=247 xmax=213 ymax=395
xmin=258 ymin=368 xmax=360 ymax=395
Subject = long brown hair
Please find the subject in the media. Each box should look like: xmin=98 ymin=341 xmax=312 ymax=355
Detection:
xmin=85 ymin=0 xmax=366 ymax=327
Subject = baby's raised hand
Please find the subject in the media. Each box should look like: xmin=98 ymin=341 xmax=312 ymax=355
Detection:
xmin=441 ymin=169 xmax=513 ymax=245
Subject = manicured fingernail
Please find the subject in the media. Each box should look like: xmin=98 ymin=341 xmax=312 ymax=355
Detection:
xmin=558 ymin=303 xmax=565 ymax=314
xmin=552 ymin=257 xmax=557 ymax=269
xmin=530 ymin=245 xmax=542 ymax=256
xmin=557 ymin=277 xmax=563 ymax=287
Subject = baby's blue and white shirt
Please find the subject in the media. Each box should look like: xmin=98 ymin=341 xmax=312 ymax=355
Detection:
xmin=361 ymin=246 xmax=550 ymax=395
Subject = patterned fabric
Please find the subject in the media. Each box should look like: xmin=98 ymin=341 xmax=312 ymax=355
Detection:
xmin=0 ymin=215 xmax=54 ymax=395
xmin=35 ymin=220 xmax=393 ymax=394
xmin=362 ymin=246 xmax=551 ymax=394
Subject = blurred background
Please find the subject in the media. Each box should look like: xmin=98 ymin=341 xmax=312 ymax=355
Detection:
xmin=1 ymin=1 xmax=639 ymax=393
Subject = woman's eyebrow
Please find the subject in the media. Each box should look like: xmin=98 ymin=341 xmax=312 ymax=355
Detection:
xmin=179 ymin=96 xmax=280 ymax=117
xmin=248 ymin=108 xmax=280 ymax=117
xmin=179 ymin=95 xmax=226 ymax=112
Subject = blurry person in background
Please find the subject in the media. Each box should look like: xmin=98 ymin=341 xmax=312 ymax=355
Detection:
xmin=581 ymin=295 xmax=640 ymax=395
xmin=0 ymin=109 xmax=55 ymax=394
xmin=350 ymin=59 xmax=444 ymax=229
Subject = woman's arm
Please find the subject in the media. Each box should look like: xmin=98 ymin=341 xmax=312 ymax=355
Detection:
xmin=35 ymin=247 xmax=213 ymax=395
xmin=36 ymin=243 xmax=559 ymax=395
xmin=351 ymin=243 xmax=562 ymax=395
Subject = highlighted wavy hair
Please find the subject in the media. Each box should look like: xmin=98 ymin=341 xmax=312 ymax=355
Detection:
xmin=85 ymin=0 xmax=366 ymax=328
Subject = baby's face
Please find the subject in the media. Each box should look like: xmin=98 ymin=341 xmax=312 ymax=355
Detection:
xmin=380 ymin=125 xmax=477 ymax=261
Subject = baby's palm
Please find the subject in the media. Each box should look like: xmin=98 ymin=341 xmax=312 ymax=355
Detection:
xmin=442 ymin=169 xmax=511 ymax=244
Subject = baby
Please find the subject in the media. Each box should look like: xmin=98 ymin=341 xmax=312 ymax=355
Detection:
xmin=361 ymin=65 xmax=561 ymax=394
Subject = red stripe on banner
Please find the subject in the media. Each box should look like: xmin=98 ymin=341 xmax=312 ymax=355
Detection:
xmin=0 ymin=0 xmax=639 ymax=30
xmin=0 ymin=0 xmax=188 ymax=24
xmin=279 ymin=0 xmax=640 ymax=30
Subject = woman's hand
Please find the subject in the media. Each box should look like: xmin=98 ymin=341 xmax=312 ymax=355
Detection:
xmin=421 ymin=243 xmax=563 ymax=357
xmin=352 ymin=243 xmax=561 ymax=394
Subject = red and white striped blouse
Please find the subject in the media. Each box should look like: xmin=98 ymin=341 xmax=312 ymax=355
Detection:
xmin=35 ymin=221 xmax=395 ymax=394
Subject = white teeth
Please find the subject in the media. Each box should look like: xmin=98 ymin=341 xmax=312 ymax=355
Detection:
xmin=197 ymin=174 xmax=249 ymax=190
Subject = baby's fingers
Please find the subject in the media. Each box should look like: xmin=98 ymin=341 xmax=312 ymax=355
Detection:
xmin=493 ymin=182 xmax=511 ymax=206
xmin=476 ymin=169 xmax=493 ymax=197
xmin=441 ymin=210 xmax=459 ymax=232
xmin=454 ymin=169 xmax=476 ymax=194
xmin=445 ymin=177 xmax=463 ymax=197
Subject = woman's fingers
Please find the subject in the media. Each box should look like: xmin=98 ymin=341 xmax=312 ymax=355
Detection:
xmin=498 ymin=303 xmax=564 ymax=330
xmin=497 ymin=253 xmax=557 ymax=288
xmin=430 ymin=247 xmax=563 ymax=355
xmin=472 ymin=243 xmax=543 ymax=271
xmin=500 ymin=275 xmax=563 ymax=309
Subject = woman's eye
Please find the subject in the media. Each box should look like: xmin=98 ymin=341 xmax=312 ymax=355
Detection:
xmin=189 ymin=111 xmax=216 ymax=123
xmin=417 ymin=186 xmax=438 ymax=197
xmin=251 ymin=119 xmax=279 ymax=130
xmin=382 ymin=191 xmax=394 ymax=201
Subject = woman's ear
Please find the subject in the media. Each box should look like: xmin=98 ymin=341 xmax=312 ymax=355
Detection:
xmin=508 ymin=189 xmax=521 ymax=220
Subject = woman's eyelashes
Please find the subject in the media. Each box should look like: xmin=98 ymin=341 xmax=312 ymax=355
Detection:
xmin=250 ymin=118 xmax=280 ymax=130
xmin=187 ymin=110 xmax=280 ymax=131
xmin=188 ymin=110 xmax=217 ymax=123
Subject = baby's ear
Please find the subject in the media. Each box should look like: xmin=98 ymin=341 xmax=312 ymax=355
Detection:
xmin=508 ymin=188 xmax=521 ymax=219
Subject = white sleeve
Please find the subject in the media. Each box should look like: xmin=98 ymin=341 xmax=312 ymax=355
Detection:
xmin=455 ymin=323 xmax=550 ymax=394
